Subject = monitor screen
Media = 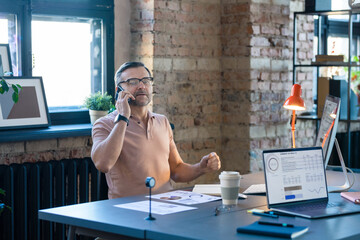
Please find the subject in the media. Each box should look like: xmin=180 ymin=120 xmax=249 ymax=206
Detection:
xmin=263 ymin=147 xmax=327 ymax=205
xmin=315 ymin=95 xmax=341 ymax=167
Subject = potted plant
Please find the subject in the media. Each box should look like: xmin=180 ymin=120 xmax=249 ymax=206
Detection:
xmin=84 ymin=91 xmax=114 ymax=124
xmin=0 ymin=75 xmax=22 ymax=102
xmin=350 ymin=56 xmax=360 ymax=107
xmin=0 ymin=188 xmax=11 ymax=215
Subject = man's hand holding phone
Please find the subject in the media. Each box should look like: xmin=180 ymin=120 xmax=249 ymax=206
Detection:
xmin=115 ymin=86 xmax=135 ymax=118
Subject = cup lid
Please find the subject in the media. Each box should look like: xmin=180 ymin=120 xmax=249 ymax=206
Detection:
xmin=220 ymin=171 xmax=240 ymax=175
xmin=219 ymin=171 xmax=240 ymax=179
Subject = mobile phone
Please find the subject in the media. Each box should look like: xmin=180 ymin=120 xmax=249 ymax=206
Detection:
xmin=115 ymin=85 xmax=131 ymax=103
xmin=115 ymin=85 xmax=124 ymax=101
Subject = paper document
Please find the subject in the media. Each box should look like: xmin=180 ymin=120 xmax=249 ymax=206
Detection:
xmin=192 ymin=184 xmax=247 ymax=199
xmin=243 ymin=184 xmax=266 ymax=194
xmin=149 ymin=190 xmax=221 ymax=205
xmin=114 ymin=200 xmax=196 ymax=215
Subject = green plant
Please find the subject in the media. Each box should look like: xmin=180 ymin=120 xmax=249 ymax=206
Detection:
xmin=0 ymin=188 xmax=11 ymax=215
xmin=0 ymin=75 xmax=22 ymax=103
xmin=84 ymin=91 xmax=114 ymax=111
xmin=350 ymin=56 xmax=360 ymax=100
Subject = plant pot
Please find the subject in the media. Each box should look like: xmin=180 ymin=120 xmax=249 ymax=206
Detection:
xmin=89 ymin=109 xmax=108 ymax=124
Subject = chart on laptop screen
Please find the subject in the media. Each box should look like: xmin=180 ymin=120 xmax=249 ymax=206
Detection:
xmin=264 ymin=148 xmax=327 ymax=205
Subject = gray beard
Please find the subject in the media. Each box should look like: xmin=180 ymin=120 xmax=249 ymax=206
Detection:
xmin=129 ymin=98 xmax=150 ymax=106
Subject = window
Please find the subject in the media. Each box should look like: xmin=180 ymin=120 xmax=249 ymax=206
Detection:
xmin=0 ymin=0 xmax=114 ymax=125
xmin=0 ymin=12 xmax=19 ymax=75
xmin=32 ymin=16 xmax=97 ymax=109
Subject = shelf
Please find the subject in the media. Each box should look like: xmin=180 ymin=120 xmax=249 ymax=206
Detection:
xmin=294 ymin=9 xmax=360 ymax=168
xmin=0 ymin=124 xmax=92 ymax=143
xmin=297 ymin=115 xmax=320 ymax=120
xmin=294 ymin=10 xmax=350 ymax=16
xmin=297 ymin=115 xmax=360 ymax=122
xmin=294 ymin=63 xmax=360 ymax=67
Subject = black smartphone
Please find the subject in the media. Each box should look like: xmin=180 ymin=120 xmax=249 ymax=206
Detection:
xmin=115 ymin=85 xmax=131 ymax=103
xmin=115 ymin=85 xmax=124 ymax=101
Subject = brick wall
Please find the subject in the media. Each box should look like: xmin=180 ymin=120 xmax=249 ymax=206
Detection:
xmin=221 ymin=0 xmax=251 ymax=173
xmin=152 ymin=0 xmax=222 ymax=186
xmin=0 ymin=137 xmax=91 ymax=165
xmin=220 ymin=0 xmax=316 ymax=172
xmin=127 ymin=0 xmax=315 ymax=182
xmin=129 ymin=0 xmax=155 ymax=68
xmin=1 ymin=0 xmax=318 ymax=186
xmin=247 ymin=0 xmax=295 ymax=170
xmin=291 ymin=0 xmax=317 ymax=149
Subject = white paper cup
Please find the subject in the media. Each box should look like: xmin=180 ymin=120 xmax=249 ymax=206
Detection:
xmin=219 ymin=171 xmax=241 ymax=205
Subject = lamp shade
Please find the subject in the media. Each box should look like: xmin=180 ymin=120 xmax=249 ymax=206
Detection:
xmin=283 ymin=84 xmax=306 ymax=111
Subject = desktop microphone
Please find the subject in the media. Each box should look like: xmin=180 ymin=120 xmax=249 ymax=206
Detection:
xmin=145 ymin=177 xmax=156 ymax=221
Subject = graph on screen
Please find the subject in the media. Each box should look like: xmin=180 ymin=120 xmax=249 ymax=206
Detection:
xmin=264 ymin=148 xmax=327 ymax=205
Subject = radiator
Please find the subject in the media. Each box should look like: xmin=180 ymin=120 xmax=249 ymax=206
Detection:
xmin=0 ymin=157 xmax=108 ymax=240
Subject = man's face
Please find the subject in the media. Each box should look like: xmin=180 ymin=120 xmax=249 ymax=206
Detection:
xmin=120 ymin=67 xmax=152 ymax=106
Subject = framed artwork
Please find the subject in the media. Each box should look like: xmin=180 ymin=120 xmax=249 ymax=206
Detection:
xmin=0 ymin=44 xmax=13 ymax=76
xmin=0 ymin=77 xmax=51 ymax=130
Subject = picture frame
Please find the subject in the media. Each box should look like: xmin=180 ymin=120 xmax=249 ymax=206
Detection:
xmin=0 ymin=77 xmax=51 ymax=130
xmin=0 ymin=44 xmax=13 ymax=76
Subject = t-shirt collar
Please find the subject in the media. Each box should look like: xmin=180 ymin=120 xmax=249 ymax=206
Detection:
xmin=129 ymin=110 xmax=155 ymax=120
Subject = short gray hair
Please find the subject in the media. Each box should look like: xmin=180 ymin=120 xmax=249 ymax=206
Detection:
xmin=114 ymin=62 xmax=151 ymax=85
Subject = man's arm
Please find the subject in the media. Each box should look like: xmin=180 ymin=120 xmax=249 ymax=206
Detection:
xmin=92 ymin=89 xmax=134 ymax=173
xmin=91 ymin=120 xmax=127 ymax=173
xmin=169 ymin=141 xmax=221 ymax=182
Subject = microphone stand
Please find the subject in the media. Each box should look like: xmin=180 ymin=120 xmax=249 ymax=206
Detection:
xmin=145 ymin=177 xmax=156 ymax=221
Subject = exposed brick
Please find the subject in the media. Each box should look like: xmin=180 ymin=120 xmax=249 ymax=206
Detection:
xmin=141 ymin=9 xmax=154 ymax=20
xmin=250 ymin=58 xmax=271 ymax=70
xmin=251 ymin=25 xmax=260 ymax=35
xmin=223 ymin=3 xmax=249 ymax=15
xmin=26 ymin=139 xmax=57 ymax=152
xmin=276 ymin=123 xmax=288 ymax=137
xmin=271 ymin=59 xmax=290 ymax=71
xmin=167 ymin=1 xmax=180 ymax=11
xmin=266 ymin=125 xmax=276 ymax=137
xmin=3 ymin=0 xmax=313 ymax=180
xmin=58 ymin=137 xmax=89 ymax=149
xmin=250 ymin=36 xmax=270 ymax=47
xmin=173 ymin=58 xmax=197 ymax=71
xmin=154 ymin=58 xmax=172 ymax=71
xmin=273 ymin=0 xmax=290 ymax=6
xmin=261 ymin=25 xmax=276 ymax=35
xmin=180 ymin=2 xmax=192 ymax=12
xmin=298 ymin=32 xmax=307 ymax=41
xmin=0 ymin=142 xmax=25 ymax=154
xmin=197 ymin=58 xmax=220 ymax=71
xmin=249 ymin=126 xmax=266 ymax=138
xmin=175 ymin=128 xmax=198 ymax=141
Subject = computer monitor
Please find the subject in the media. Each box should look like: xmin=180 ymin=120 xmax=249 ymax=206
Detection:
xmin=315 ymin=95 xmax=341 ymax=168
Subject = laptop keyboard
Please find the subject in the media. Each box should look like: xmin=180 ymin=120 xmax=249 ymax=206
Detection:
xmin=284 ymin=201 xmax=339 ymax=211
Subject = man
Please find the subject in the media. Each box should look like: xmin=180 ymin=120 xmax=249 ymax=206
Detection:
xmin=91 ymin=62 xmax=221 ymax=199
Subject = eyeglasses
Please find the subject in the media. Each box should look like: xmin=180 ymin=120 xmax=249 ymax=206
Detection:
xmin=119 ymin=77 xmax=154 ymax=86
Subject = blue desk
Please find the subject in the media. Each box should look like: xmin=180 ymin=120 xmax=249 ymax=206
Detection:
xmin=38 ymin=171 xmax=360 ymax=240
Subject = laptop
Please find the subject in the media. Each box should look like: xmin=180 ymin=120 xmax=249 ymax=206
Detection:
xmin=263 ymin=147 xmax=360 ymax=219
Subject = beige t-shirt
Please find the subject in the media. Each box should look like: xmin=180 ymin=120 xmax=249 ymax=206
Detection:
xmin=92 ymin=110 xmax=174 ymax=199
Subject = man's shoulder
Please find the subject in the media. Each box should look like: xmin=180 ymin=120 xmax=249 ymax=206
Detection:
xmin=151 ymin=112 xmax=168 ymax=120
xmin=93 ymin=111 xmax=117 ymax=128
xmin=150 ymin=112 xmax=171 ymax=125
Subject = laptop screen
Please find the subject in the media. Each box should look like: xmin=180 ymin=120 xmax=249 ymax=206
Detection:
xmin=263 ymin=147 xmax=328 ymax=206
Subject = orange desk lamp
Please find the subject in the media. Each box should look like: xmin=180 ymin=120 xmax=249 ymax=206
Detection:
xmin=321 ymin=107 xmax=337 ymax=148
xmin=283 ymin=84 xmax=306 ymax=148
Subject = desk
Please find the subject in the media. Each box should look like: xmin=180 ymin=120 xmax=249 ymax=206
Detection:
xmin=39 ymin=170 xmax=360 ymax=240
